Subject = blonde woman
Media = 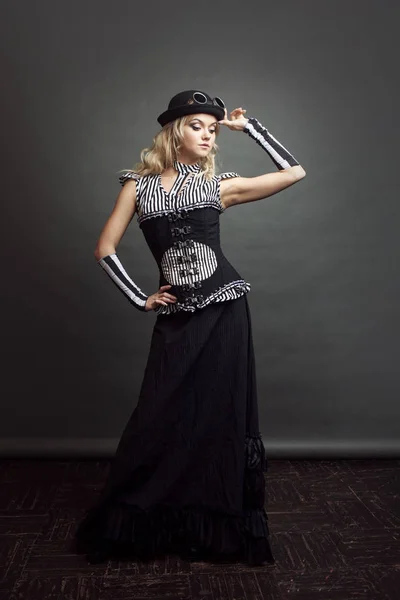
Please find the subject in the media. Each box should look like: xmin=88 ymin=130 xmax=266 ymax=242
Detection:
xmin=74 ymin=90 xmax=306 ymax=566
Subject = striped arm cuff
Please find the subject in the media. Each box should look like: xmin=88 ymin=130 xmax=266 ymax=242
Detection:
xmin=97 ymin=253 xmax=148 ymax=312
xmin=243 ymin=117 xmax=300 ymax=170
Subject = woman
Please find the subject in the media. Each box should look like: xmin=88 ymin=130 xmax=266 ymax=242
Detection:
xmin=74 ymin=90 xmax=306 ymax=566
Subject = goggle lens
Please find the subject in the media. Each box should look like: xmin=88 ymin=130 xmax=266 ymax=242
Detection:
xmin=189 ymin=92 xmax=225 ymax=109
xmin=193 ymin=92 xmax=208 ymax=104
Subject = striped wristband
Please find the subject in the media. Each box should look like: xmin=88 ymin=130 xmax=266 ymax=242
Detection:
xmin=97 ymin=253 xmax=148 ymax=312
xmin=243 ymin=117 xmax=300 ymax=170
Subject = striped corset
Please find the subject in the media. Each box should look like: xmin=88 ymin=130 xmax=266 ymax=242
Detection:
xmin=140 ymin=206 xmax=251 ymax=315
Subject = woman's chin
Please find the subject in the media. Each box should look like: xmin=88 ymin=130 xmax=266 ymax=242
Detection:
xmin=196 ymin=149 xmax=210 ymax=158
xmin=182 ymin=149 xmax=209 ymax=162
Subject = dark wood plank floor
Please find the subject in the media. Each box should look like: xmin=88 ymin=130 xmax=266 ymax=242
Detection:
xmin=0 ymin=458 xmax=399 ymax=599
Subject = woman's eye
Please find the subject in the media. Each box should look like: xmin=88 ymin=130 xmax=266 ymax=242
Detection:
xmin=191 ymin=126 xmax=216 ymax=134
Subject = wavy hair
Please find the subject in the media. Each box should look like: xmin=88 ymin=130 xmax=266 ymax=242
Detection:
xmin=118 ymin=115 xmax=221 ymax=181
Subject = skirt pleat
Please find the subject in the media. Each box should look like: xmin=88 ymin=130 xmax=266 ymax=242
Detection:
xmin=74 ymin=294 xmax=274 ymax=565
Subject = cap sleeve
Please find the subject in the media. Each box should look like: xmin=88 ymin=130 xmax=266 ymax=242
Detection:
xmin=218 ymin=171 xmax=240 ymax=180
xmin=216 ymin=172 xmax=241 ymax=213
xmin=118 ymin=170 xmax=141 ymax=187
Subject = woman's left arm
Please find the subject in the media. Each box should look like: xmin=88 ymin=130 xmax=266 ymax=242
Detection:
xmin=218 ymin=108 xmax=306 ymax=209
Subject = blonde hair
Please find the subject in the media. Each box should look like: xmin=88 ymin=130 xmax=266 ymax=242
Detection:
xmin=118 ymin=115 xmax=221 ymax=181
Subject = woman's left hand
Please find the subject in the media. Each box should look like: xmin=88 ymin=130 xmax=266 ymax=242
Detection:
xmin=218 ymin=107 xmax=249 ymax=131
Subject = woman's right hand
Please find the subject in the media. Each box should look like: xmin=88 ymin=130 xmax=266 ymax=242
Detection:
xmin=145 ymin=284 xmax=178 ymax=311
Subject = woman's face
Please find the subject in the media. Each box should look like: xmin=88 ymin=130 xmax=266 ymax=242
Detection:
xmin=179 ymin=113 xmax=218 ymax=161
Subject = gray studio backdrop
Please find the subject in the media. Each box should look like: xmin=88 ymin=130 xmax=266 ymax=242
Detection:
xmin=1 ymin=0 xmax=399 ymax=457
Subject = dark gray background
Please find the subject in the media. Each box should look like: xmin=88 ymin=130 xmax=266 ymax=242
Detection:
xmin=1 ymin=0 xmax=399 ymax=457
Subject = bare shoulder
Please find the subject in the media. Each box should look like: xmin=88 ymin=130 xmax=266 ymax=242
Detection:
xmin=95 ymin=178 xmax=139 ymax=253
xmin=113 ymin=177 xmax=138 ymax=220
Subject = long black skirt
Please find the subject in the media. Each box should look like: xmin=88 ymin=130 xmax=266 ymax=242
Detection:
xmin=74 ymin=294 xmax=274 ymax=565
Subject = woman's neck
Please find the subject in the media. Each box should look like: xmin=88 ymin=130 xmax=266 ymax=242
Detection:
xmin=176 ymin=154 xmax=201 ymax=167
xmin=161 ymin=157 xmax=200 ymax=177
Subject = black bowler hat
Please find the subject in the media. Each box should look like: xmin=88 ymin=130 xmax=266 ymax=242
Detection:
xmin=157 ymin=90 xmax=225 ymax=127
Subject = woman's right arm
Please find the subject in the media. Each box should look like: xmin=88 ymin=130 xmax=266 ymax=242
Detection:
xmin=94 ymin=179 xmax=149 ymax=311
xmin=94 ymin=179 xmax=137 ymax=261
xmin=94 ymin=179 xmax=177 ymax=312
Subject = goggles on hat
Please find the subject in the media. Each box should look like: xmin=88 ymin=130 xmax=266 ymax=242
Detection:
xmin=186 ymin=92 xmax=225 ymax=110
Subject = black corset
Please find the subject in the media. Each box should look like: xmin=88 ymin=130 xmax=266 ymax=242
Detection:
xmin=140 ymin=206 xmax=248 ymax=310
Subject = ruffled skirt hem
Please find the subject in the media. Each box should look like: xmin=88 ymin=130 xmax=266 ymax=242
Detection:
xmin=74 ymin=501 xmax=274 ymax=566
xmin=73 ymin=433 xmax=274 ymax=566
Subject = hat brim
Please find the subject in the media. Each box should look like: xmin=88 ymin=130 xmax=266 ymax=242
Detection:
xmin=157 ymin=104 xmax=224 ymax=127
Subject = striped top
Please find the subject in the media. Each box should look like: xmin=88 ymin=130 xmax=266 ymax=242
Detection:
xmin=119 ymin=159 xmax=251 ymax=315
xmin=121 ymin=160 xmax=236 ymax=226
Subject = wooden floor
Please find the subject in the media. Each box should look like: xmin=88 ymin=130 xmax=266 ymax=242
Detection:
xmin=0 ymin=458 xmax=399 ymax=599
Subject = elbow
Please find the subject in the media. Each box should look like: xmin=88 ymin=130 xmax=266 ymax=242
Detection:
xmin=296 ymin=165 xmax=306 ymax=179
xmin=289 ymin=164 xmax=306 ymax=180
xmin=283 ymin=165 xmax=306 ymax=181
xmin=94 ymin=246 xmax=116 ymax=262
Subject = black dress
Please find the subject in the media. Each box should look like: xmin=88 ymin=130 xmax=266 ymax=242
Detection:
xmin=74 ymin=160 xmax=275 ymax=565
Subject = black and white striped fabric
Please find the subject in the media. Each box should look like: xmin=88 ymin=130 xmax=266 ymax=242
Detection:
xmin=97 ymin=253 xmax=148 ymax=311
xmin=98 ymin=117 xmax=300 ymax=315
xmin=243 ymin=117 xmax=300 ymax=170
xmin=120 ymin=163 xmax=239 ymax=227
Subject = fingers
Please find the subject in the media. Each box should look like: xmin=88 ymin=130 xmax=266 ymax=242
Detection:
xmin=154 ymin=297 xmax=176 ymax=308
xmin=157 ymin=299 xmax=176 ymax=307
xmin=219 ymin=111 xmax=246 ymax=127
xmin=159 ymin=294 xmax=177 ymax=302
xmin=230 ymin=107 xmax=246 ymax=119
xmin=219 ymin=107 xmax=247 ymax=125
xmin=159 ymin=285 xmax=177 ymax=300
xmin=160 ymin=292 xmax=177 ymax=302
xmin=219 ymin=108 xmax=247 ymax=125
xmin=156 ymin=300 xmax=168 ymax=307
xmin=153 ymin=284 xmax=177 ymax=308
